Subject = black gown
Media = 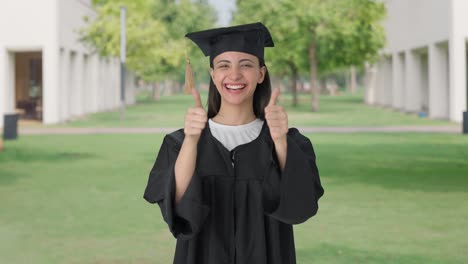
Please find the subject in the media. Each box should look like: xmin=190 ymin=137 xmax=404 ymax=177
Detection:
xmin=144 ymin=123 xmax=324 ymax=264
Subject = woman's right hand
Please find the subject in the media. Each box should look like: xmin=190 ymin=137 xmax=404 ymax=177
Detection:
xmin=184 ymin=88 xmax=207 ymax=141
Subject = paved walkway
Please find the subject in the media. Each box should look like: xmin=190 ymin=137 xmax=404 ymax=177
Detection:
xmin=18 ymin=125 xmax=462 ymax=135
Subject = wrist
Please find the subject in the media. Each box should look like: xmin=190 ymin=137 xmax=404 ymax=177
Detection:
xmin=183 ymin=135 xmax=200 ymax=147
xmin=273 ymin=136 xmax=287 ymax=151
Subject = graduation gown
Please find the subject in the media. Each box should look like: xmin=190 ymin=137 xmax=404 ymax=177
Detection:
xmin=144 ymin=123 xmax=324 ymax=264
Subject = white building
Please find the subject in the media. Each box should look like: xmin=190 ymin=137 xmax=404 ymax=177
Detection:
xmin=366 ymin=0 xmax=468 ymax=122
xmin=0 ymin=0 xmax=135 ymax=126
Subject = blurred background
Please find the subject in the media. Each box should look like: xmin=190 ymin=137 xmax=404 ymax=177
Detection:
xmin=0 ymin=0 xmax=467 ymax=263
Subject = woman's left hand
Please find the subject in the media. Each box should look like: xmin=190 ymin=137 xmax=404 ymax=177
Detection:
xmin=265 ymin=88 xmax=288 ymax=145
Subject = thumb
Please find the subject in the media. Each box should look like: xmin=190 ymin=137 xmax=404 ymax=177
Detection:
xmin=268 ymin=88 xmax=280 ymax=106
xmin=192 ymin=88 xmax=203 ymax=108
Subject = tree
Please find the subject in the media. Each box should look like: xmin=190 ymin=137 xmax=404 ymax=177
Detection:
xmin=234 ymin=0 xmax=386 ymax=111
xmin=81 ymin=0 xmax=217 ymax=96
xmin=234 ymin=0 xmax=308 ymax=107
xmin=152 ymin=0 xmax=217 ymax=90
xmin=82 ymin=0 xmax=170 ymax=82
xmin=297 ymin=0 xmax=386 ymax=110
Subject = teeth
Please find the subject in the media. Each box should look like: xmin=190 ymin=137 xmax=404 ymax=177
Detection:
xmin=226 ymin=84 xmax=245 ymax=90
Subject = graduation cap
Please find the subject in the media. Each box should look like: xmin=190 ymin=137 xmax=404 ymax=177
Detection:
xmin=186 ymin=22 xmax=274 ymax=64
xmin=183 ymin=22 xmax=274 ymax=94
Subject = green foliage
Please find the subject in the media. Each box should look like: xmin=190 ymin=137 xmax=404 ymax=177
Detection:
xmin=234 ymin=0 xmax=386 ymax=75
xmin=81 ymin=0 xmax=216 ymax=83
xmin=150 ymin=0 xmax=217 ymax=83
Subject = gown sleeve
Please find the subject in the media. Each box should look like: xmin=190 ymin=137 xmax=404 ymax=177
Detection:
xmin=143 ymin=132 xmax=210 ymax=240
xmin=263 ymin=128 xmax=324 ymax=225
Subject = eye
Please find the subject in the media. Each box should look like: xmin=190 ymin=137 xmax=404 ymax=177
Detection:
xmin=217 ymin=64 xmax=229 ymax=69
xmin=241 ymin=63 xmax=253 ymax=68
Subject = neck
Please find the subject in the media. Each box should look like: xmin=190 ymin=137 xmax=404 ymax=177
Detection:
xmin=213 ymin=102 xmax=256 ymax=126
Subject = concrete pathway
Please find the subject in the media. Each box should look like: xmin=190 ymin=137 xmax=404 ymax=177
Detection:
xmin=18 ymin=125 xmax=462 ymax=135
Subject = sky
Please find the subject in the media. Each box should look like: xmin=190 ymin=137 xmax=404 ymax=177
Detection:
xmin=207 ymin=0 xmax=236 ymax=26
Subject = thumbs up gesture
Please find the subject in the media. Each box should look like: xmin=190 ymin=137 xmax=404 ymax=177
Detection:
xmin=265 ymin=88 xmax=288 ymax=144
xmin=184 ymin=88 xmax=207 ymax=141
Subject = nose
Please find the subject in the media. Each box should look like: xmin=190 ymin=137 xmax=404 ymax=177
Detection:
xmin=228 ymin=65 xmax=242 ymax=81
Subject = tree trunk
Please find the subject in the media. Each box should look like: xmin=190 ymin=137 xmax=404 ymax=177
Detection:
xmin=165 ymin=79 xmax=173 ymax=96
xmin=152 ymin=83 xmax=160 ymax=101
xmin=345 ymin=69 xmax=351 ymax=93
xmin=289 ymin=63 xmax=298 ymax=107
xmin=350 ymin=65 xmax=357 ymax=94
xmin=309 ymin=41 xmax=320 ymax=111
xmin=320 ymin=78 xmax=327 ymax=95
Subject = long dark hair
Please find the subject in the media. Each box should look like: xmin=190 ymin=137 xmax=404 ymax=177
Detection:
xmin=207 ymin=62 xmax=272 ymax=120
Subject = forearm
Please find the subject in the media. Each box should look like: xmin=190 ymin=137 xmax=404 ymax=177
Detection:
xmin=174 ymin=137 xmax=198 ymax=203
xmin=274 ymin=137 xmax=287 ymax=171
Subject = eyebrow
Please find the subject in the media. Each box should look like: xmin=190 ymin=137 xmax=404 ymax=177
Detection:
xmin=215 ymin=58 xmax=256 ymax=65
xmin=239 ymin=59 xmax=255 ymax=63
xmin=215 ymin=60 xmax=231 ymax=65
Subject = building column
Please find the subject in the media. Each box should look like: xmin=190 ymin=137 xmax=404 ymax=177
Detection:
xmin=383 ymin=56 xmax=393 ymax=107
xmin=75 ymin=53 xmax=84 ymax=116
xmin=89 ymin=54 xmax=99 ymax=113
xmin=448 ymin=37 xmax=467 ymax=122
xmin=449 ymin=0 xmax=468 ymax=122
xmin=99 ymin=58 xmax=106 ymax=111
xmin=375 ymin=59 xmax=385 ymax=105
xmin=82 ymin=54 xmax=90 ymax=114
xmin=59 ymin=48 xmax=69 ymax=122
xmin=392 ymin=52 xmax=405 ymax=109
xmin=364 ymin=62 xmax=377 ymax=105
xmin=113 ymin=58 xmax=120 ymax=108
xmin=429 ymin=43 xmax=450 ymax=119
xmin=0 ymin=48 xmax=5 ymax=127
xmin=43 ymin=45 xmax=60 ymax=124
xmin=69 ymin=51 xmax=78 ymax=117
xmin=0 ymin=49 xmax=15 ymax=127
xmin=405 ymin=50 xmax=421 ymax=112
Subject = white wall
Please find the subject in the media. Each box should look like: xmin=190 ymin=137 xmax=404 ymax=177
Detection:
xmin=382 ymin=0 xmax=450 ymax=53
xmin=370 ymin=0 xmax=467 ymax=122
xmin=0 ymin=0 xmax=58 ymax=125
xmin=58 ymin=0 xmax=95 ymax=53
xmin=0 ymin=0 xmax=57 ymax=47
xmin=0 ymin=0 xmax=136 ymax=127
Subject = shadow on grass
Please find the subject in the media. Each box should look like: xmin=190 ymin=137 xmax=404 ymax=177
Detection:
xmin=0 ymin=147 xmax=96 ymax=163
xmin=317 ymin=141 xmax=468 ymax=193
xmin=0 ymin=168 xmax=25 ymax=185
xmin=297 ymin=243 xmax=457 ymax=264
xmin=0 ymin=144 xmax=96 ymax=185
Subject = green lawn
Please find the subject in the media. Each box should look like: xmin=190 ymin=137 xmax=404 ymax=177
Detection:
xmin=1 ymin=133 xmax=467 ymax=263
xmin=31 ymin=91 xmax=457 ymax=128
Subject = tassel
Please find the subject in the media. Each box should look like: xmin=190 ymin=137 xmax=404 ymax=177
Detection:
xmin=184 ymin=59 xmax=195 ymax=94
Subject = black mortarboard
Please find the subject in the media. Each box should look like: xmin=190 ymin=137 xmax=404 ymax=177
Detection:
xmin=185 ymin=22 xmax=274 ymax=64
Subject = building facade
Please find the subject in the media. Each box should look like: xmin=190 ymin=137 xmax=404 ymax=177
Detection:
xmin=366 ymin=0 xmax=468 ymax=122
xmin=0 ymin=0 xmax=135 ymax=126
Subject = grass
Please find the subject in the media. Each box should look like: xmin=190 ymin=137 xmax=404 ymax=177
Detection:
xmin=1 ymin=133 xmax=468 ymax=263
xmin=27 ymin=90 xmax=457 ymax=128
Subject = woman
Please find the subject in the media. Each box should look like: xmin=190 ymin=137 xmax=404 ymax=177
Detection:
xmin=144 ymin=22 xmax=324 ymax=264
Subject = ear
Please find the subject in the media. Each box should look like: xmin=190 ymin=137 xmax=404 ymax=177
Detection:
xmin=257 ymin=66 xmax=266 ymax=84
xmin=209 ymin=67 xmax=215 ymax=81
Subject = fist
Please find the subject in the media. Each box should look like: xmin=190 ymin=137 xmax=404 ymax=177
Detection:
xmin=184 ymin=88 xmax=207 ymax=140
xmin=265 ymin=88 xmax=288 ymax=142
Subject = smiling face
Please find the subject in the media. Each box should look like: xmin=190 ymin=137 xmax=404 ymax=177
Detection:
xmin=210 ymin=51 xmax=266 ymax=109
